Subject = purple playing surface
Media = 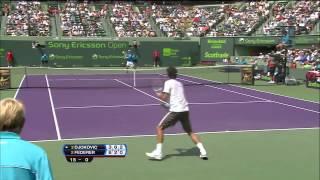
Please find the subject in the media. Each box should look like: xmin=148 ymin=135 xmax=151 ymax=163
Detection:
xmin=15 ymin=75 xmax=320 ymax=141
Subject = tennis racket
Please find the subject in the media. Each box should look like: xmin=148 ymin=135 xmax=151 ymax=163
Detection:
xmin=151 ymin=79 xmax=170 ymax=109
xmin=151 ymin=79 xmax=164 ymax=93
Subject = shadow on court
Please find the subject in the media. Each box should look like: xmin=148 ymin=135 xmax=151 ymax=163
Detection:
xmin=148 ymin=147 xmax=200 ymax=161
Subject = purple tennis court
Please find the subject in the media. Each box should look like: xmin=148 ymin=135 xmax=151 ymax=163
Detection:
xmin=15 ymin=73 xmax=320 ymax=141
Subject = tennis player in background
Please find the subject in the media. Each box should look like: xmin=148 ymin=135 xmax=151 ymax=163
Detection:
xmin=125 ymin=49 xmax=138 ymax=72
xmin=146 ymin=66 xmax=208 ymax=160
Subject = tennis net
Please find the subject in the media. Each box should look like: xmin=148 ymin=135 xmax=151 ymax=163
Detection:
xmin=2 ymin=65 xmax=254 ymax=89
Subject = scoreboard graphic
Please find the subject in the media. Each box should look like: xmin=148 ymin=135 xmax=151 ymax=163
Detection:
xmin=63 ymin=144 xmax=127 ymax=162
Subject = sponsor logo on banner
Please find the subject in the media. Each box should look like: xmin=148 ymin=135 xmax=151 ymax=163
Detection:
xmin=0 ymin=68 xmax=10 ymax=89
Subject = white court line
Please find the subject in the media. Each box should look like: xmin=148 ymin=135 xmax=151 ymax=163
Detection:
xmin=45 ymin=75 xmax=62 ymax=140
xmin=118 ymin=74 xmax=318 ymax=114
xmin=49 ymin=77 xmax=167 ymax=81
xmin=55 ymin=100 xmax=270 ymax=110
xmin=56 ymin=103 xmax=160 ymax=109
xmin=190 ymin=100 xmax=270 ymax=105
xmin=30 ymin=127 xmax=320 ymax=143
xmin=177 ymin=76 xmax=320 ymax=114
xmin=180 ymin=73 xmax=319 ymax=104
xmin=114 ymin=79 xmax=167 ymax=103
xmin=14 ymin=75 xmax=26 ymax=99
xmin=49 ymin=78 xmax=114 ymax=81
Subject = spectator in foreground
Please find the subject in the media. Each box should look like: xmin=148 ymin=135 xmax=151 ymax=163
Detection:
xmin=0 ymin=98 xmax=53 ymax=180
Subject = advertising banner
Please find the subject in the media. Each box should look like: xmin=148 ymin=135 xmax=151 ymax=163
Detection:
xmin=200 ymin=38 xmax=234 ymax=62
xmin=46 ymin=41 xmax=129 ymax=67
xmin=0 ymin=68 xmax=11 ymax=89
xmin=139 ymin=41 xmax=199 ymax=66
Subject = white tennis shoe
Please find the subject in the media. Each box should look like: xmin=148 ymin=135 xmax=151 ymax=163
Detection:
xmin=146 ymin=150 xmax=163 ymax=160
xmin=200 ymin=154 xmax=208 ymax=160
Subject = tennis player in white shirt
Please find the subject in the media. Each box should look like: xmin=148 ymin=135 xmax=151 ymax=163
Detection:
xmin=146 ymin=66 xmax=208 ymax=160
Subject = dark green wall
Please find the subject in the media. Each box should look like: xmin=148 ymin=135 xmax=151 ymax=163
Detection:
xmin=0 ymin=35 xmax=318 ymax=67
xmin=138 ymin=41 xmax=199 ymax=66
xmin=0 ymin=40 xmax=199 ymax=67
xmin=0 ymin=40 xmax=42 ymax=66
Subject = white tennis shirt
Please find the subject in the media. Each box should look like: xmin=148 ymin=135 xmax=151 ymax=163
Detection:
xmin=163 ymin=79 xmax=189 ymax=112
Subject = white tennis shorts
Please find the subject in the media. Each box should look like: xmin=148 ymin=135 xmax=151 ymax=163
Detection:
xmin=126 ymin=61 xmax=135 ymax=68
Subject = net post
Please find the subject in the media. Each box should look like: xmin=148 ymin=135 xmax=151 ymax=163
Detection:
xmin=251 ymin=64 xmax=255 ymax=85
xmin=24 ymin=66 xmax=28 ymax=88
xmin=227 ymin=65 xmax=230 ymax=84
xmin=133 ymin=69 xmax=136 ymax=87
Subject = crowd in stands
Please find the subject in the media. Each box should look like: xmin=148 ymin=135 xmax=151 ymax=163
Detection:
xmin=253 ymin=47 xmax=320 ymax=73
xmin=263 ymin=0 xmax=320 ymax=35
xmin=151 ymin=4 xmax=225 ymax=37
xmin=2 ymin=3 xmax=10 ymax=16
xmin=98 ymin=3 xmax=108 ymax=17
xmin=287 ymin=47 xmax=319 ymax=66
xmin=1 ymin=1 xmax=319 ymax=37
xmin=48 ymin=3 xmax=59 ymax=16
xmin=188 ymin=7 xmax=225 ymax=37
xmin=6 ymin=1 xmax=50 ymax=36
xmin=152 ymin=4 xmax=187 ymax=37
xmin=60 ymin=0 xmax=106 ymax=37
xmin=261 ymin=47 xmax=318 ymax=63
xmin=214 ymin=1 xmax=271 ymax=36
xmin=110 ymin=2 xmax=156 ymax=37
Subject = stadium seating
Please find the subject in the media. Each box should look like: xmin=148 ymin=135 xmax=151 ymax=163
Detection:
xmin=264 ymin=0 xmax=319 ymax=35
xmin=0 ymin=1 xmax=319 ymax=37
xmin=150 ymin=4 xmax=222 ymax=37
xmin=6 ymin=1 xmax=50 ymax=36
xmin=109 ymin=2 xmax=156 ymax=37
xmin=60 ymin=1 xmax=106 ymax=37
xmin=217 ymin=1 xmax=271 ymax=36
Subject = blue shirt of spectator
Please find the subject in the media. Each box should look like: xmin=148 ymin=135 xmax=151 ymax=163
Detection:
xmin=0 ymin=132 xmax=53 ymax=180
xmin=0 ymin=98 xmax=53 ymax=180
xmin=281 ymin=34 xmax=290 ymax=45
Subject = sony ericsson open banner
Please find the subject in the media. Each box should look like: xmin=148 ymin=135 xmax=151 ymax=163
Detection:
xmin=200 ymin=38 xmax=234 ymax=62
xmin=46 ymin=41 xmax=129 ymax=67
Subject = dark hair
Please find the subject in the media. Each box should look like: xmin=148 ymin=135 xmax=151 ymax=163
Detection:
xmin=167 ymin=66 xmax=177 ymax=79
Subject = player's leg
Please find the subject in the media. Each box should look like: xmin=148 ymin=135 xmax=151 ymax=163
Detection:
xmin=133 ymin=62 xmax=137 ymax=70
xmin=146 ymin=112 xmax=179 ymax=160
xmin=156 ymin=126 xmax=164 ymax=143
xmin=41 ymin=60 xmax=45 ymax=67
xmin=126 ymin=61 xmax=131 ymax=73
xmin=9 ymin=60 xmax=13 ymax=67
xmin=180 ymin=112 xmax=208 ymax=160
xmin=156 ymin=57 xmax=160 ymax=67
xmin=268 ymin=66 xmax=275 ymax=83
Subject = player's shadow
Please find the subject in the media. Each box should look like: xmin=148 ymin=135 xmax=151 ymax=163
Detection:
xmin=162 ymin=147 xmax=199 ymax=160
